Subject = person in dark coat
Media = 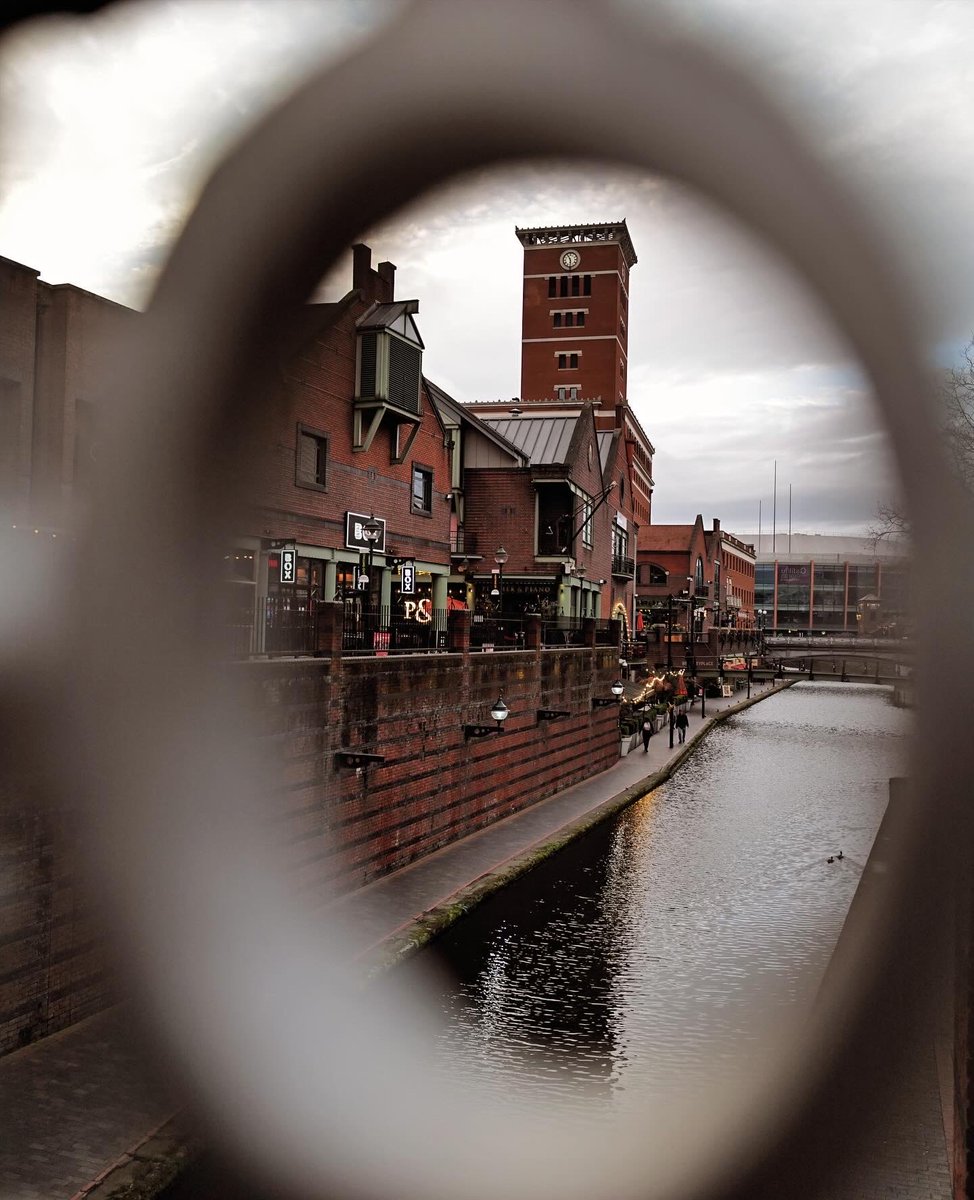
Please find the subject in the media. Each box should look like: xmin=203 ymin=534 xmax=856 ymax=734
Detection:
xmin=675 ymin=709 xmax=689 ymax=744
xmin=641 ymin=713 xmax=654 ymax=753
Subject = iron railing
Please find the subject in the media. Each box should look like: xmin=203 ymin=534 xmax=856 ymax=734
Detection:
xmin=611 ymin=554 xmax=635 ymax=578
xmin=341 ymin=605 xmax=448 ymax=655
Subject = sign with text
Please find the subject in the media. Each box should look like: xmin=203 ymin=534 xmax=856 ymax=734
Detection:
xmin=400 ymin=561 xmax=416 ymax=594
xmin=345 ymin=512 xmax=386 ymax=553
xmin=279 ymin=546 xmax=296 ymax=585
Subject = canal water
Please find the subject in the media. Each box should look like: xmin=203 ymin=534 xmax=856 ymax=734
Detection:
xmin=399 ymin=682 xmax=911 ymax=1117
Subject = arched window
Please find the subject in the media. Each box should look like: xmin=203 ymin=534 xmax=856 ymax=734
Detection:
xmin=645 ymin=563 xmax=668 ymax=587
xmin=694 ymin=556 xmax=705 ymax=592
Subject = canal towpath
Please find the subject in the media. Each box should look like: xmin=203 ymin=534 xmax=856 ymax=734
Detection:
xmin=0 ymin=677 xmax=786 ymax=1200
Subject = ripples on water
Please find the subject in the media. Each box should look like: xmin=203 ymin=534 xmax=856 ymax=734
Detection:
xmin=396 ymin=683 xmax=911 ymax=1115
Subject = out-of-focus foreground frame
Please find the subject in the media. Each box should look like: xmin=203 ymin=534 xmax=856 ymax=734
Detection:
xmin=12 ymin=1 xmax=970 ymax=1198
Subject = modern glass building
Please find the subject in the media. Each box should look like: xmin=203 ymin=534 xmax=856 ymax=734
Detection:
xmin=752 ymin=537 xmax=910 ymax=634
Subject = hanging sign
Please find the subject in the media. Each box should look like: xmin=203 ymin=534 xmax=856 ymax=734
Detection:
xmin=280 ymin=546 xmax=296 ymax=585
xmin=345 ymin=512 xmax=386 ymax=553
xmin=401 ymin=562 xmax=416 ymax=594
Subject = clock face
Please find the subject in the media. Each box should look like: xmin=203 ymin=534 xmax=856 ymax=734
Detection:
xmin=560 ymin=249 xmax=581 ymax=270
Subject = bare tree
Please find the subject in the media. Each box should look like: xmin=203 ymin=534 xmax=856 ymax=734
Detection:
xmin=871 ymin=334 xmax=974 ymax=545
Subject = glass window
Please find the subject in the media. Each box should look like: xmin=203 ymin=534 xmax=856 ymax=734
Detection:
xmin=411 ymin=464 xmax=433 ymax=514
xmin=581 ymin=500 xmax=593 ymax=547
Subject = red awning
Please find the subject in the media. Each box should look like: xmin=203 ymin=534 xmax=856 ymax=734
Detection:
xmin=447 ymin=596 xmax=467 ymax=611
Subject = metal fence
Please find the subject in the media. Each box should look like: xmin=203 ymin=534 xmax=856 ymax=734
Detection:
xmin=341 ymin=605 xmax=448 ymax=655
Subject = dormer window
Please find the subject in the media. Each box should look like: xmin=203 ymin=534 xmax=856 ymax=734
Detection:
xmin=354 ymin=300 xmax=425 ymax=457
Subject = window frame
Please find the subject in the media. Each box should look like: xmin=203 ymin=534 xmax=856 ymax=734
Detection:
xmin=410 ymin=461 xmax=434 ymax=517
xmin=295 ymin=422 xmax=329 ymax=492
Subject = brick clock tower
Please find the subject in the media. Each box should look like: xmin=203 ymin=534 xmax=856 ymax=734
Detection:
xmin=517 ymin=221 xmax=635 ymax=410
xmin=514 ymin=221 xmax=654 ymax=533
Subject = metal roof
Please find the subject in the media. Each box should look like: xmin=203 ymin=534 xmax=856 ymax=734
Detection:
xmin=482 ymin=415 xmax=578 ymax=464
xmin=356 ymin=300 xmax=424 ymax=348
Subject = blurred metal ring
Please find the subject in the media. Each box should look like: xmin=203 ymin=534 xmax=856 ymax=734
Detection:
xmin=63 ymin=1 xmax=971 ymax=1198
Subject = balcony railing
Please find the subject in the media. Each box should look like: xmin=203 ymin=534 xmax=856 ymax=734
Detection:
xmin=450 ymin=528 xmax=476 ymax=556
xmin=611 ymin=554 xmax=635 ymax=578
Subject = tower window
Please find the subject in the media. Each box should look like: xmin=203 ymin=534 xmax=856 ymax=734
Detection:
xmin=565 ymin=311 xmax=574 ymax=327
xmin=548 ymin=276 xmax=556 ymax=297
xmin=559 ymin=275 xmax=569 ymax=297
xmin=583 ymin=275 xmax=591 ymax=295
xmin=577 ymin=311 xmax=585 ymax=327
xmin=553 ymin=311 xmax=563 ymax=327
xmin=571 ymin=274 xmax=580 ymax=297
xmin=557 ymin=353 xmax=579 ymax=370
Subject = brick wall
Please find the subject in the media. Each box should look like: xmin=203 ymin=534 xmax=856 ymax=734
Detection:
xmin=241 ymin=622 xmax=621 ymax=895
xmin=0 ymin=630 xmax=621 ymax=1055
xmin=0 ymin=780 xmax=114 ymax=1057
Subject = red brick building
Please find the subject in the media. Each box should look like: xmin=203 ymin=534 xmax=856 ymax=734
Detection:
xmin=457 ymin=400 xmax=619 ymax=619
xmin=636 ymin=516 xmax=755 ymax=634
xmin=707 ymin=525 xmax=756 ymax=629
xmin=449 ymin=221 xmax=656 ymax=629
xmin=238 ymin=244 xmax=454 ymax=648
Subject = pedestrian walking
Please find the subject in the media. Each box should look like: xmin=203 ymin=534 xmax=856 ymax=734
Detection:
xmin=641 ymin=713 xmax=654 ymax=753
xmin=675 ymin=709 xmax=689 ymax=744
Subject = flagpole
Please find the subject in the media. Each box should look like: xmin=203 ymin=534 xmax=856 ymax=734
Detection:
xmin=772 ymin=460 xmax=777 ymax=554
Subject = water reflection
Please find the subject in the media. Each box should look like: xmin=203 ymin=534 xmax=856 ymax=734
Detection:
xmin=400 ymin=683 xmax=910 ymax=1114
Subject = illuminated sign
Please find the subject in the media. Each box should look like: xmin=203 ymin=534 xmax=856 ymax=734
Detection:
xmin=280 ymin=546 xmax=296 ymax=585
xmin=401 ymin=562 xmax=416 ymax=594
xmin=403 ymin=598 xmax=432 ymax=623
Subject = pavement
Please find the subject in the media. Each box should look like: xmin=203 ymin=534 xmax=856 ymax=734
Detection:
xmin=0 ymin=675 xmax=952 ymax=1199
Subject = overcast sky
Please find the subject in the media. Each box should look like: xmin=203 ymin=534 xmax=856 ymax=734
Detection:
xmin=3 ymin=0 xmax=973 ymax=536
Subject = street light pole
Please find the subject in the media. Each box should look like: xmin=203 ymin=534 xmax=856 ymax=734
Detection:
xmin=493 ymin=545 xmax=508 ymax=614
xmin=666 ymin=593 xmax=673 ymax=671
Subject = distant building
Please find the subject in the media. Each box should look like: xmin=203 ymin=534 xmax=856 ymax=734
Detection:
xmin=0 ymin=254 xmax=134 ymax=533
xmin=635 ymin=515 xmax=755 ymax=632
xmin=742 ymin=534 xmax=910 ymax=633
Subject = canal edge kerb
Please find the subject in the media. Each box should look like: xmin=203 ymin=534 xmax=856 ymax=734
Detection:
xmin=363 ymin=680 xmax=798 ymax=978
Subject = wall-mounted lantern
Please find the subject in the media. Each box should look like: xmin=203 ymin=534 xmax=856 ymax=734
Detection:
xmin=465 ymin=696 xmax=510 ymax=739
xmin=592 ymin=680 xmax=625 ymax=707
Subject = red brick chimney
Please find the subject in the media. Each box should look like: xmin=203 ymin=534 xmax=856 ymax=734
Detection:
xmin=351 ymin=244 xmax=397 ymax=304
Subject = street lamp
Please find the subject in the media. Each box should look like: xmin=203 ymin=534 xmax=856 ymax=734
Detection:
xmin=360 ymin=514 xmax=382 ymax=596
xmin=492 ymin=545 xmax=508 ymax=613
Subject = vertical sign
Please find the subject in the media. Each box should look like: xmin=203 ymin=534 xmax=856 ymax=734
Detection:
xmin=401 ymin=562 xmax=415 ymax=595
xmin=280 ymin=547 xmax=296 ymax=585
